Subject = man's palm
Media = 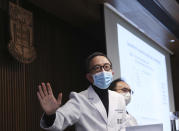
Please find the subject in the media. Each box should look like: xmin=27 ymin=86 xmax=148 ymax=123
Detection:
xmin=37 ymin=82 xmax=62 ymax=115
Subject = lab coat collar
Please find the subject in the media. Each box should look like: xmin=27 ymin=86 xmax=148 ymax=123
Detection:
xmin=87 ymin=86 xmax=108 ymax=123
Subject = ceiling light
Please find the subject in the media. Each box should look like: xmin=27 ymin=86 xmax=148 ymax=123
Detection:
xmin=169 ymin=39 xmax=175 ymax=43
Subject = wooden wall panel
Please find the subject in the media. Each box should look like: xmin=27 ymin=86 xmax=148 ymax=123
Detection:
xmin=0 ymin=1 xmax=105 ymax=131
xmin=0 ymin=62 xmax=26 ymax=131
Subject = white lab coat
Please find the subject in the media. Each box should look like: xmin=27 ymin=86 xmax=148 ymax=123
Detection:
xmin=40 ymin=86 xmax=127 ymax=131
xmin=125 ymin=112 xmax=138 ymax=126
xmin=121 ymin=112 xmax=138 ymax=128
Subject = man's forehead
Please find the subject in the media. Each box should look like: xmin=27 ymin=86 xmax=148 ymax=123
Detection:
xmin=90 ymin=56 xmax=110 ymax=66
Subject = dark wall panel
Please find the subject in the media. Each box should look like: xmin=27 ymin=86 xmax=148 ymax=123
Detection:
xmin=171 ymin=46 xmax=179 ymax=110
xmin=0 ymin=1 xmax=105 ymax=131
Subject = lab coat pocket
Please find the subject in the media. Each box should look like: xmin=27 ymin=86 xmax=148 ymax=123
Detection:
xmin=114 ymin=109 xmax=125 ymax=130
xmin=114 ymin=109 xmax=125 ymax=119
xmin=110 ymin=109 xmax=124 ymax=131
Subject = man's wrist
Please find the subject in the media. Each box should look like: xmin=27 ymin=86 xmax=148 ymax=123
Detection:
xmin=43 ymin=112 xmax=56 ymax=127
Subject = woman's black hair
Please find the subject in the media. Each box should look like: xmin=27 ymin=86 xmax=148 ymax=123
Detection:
xmin=109 ymin=78 xmax=125 ymax=91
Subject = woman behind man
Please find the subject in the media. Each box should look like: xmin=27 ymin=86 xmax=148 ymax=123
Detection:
xmin=109 ymin=78 xmax=138 ymax=127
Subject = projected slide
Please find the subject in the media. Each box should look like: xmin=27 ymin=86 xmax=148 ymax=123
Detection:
xmin=117 ymin=24 xmax=171 ymax=131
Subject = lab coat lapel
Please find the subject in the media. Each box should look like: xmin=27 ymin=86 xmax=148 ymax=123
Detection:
xmin=88 ymin=86 xmax=108 ymax=123
xmin=108 ymin=90 xmax=119 ymax=123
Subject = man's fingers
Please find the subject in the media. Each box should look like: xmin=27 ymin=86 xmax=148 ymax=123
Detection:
xmin=47 ymin=82 xmax=53 ymax=95
xmin=42 ymin=82 xmax=48 ymax=96
xmin=57 ymin=93 xmax=62 ymax=106
xmin=37 ymin=92 xmax=43 ymax=104
xmin=38 ymin=85 xmax=45 ymax=98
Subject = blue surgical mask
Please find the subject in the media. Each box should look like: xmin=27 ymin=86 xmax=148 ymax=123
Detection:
xmin=92 ymin=71 xmax=113 ymax=89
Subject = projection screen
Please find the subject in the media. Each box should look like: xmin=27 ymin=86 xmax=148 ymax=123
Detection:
xmin=104 ymin=3 xmax=175 ymax=131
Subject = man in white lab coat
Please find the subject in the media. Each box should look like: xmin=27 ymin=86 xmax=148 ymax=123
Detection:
xmin=37 ymin=52 xmax=127 ymax=131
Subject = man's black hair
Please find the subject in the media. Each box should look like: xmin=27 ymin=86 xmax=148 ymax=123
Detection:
xmin=85 ymin=52 xmax=112 ymax=73
xmin=109 ymin=78 xmax=124 ymax=91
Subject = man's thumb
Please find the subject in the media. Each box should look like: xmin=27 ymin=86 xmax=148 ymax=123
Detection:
xmin=57 ymin=92 xmax=62 ymax=106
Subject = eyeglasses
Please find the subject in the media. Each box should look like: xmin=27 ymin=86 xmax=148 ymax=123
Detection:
xmin=90 ymin=63 xmax=112 ymax=72
xmin=116 ymin=88 xmax=134 ymax=94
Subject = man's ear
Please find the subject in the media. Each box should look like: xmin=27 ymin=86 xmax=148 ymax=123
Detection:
xmin=112 ymin=71 xmax=114 ymax=75
xmin=86 ymin=73 xmax=93 ymax=83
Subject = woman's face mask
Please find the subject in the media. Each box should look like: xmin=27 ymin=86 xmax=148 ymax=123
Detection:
xmin=121 ymin=92 xmax=131 ymax=105
xmin=92 ymin=71 xmax=113 ymax=89
xmin=114 ymin=81 xmax=132 ymax=105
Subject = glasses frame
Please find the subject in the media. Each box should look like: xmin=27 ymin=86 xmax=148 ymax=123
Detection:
xmin=89 ymin=63 xmax=112 ymax=73
xmin=116 ymin=88 xmax=134 ymax=94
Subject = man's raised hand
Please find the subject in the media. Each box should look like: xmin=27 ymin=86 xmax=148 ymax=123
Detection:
xmin=37 ymin=82 xmax=62 ymax=115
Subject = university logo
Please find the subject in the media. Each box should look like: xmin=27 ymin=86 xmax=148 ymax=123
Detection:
xmin=8 ymin=2 xmax=36 ymax=63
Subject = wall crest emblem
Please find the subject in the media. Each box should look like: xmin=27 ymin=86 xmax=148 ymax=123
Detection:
xmin=8 ymin=2 xmax=36 ymax=64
